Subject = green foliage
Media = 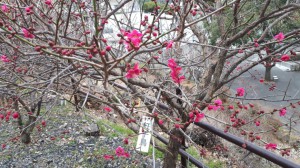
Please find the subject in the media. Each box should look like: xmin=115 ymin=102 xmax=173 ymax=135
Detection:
xmin=206 ymin=159 xmax=224 ymax=168
xmin=145 ymin=145 xmax=165 ymax=159
xmin=203 ymin=0 xmax=300 ymax=46
xmin=97 ymin=119 xmax=134 ymax=137
xmin=142 ymin=1 xmax=168 ymax=13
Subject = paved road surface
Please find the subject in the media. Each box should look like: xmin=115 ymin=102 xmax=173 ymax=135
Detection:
xmin=228 ymin=57 xmax=300 ymax=132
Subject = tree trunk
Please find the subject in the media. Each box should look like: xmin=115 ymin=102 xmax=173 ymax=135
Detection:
xmin=181 ymin=137 xmax=187 ymax=168
xmin=163 ymin=128 xmax=183 ymax=168
xmin=265 ymin=66 xmax=272 ymax=81
xmin=21 ymin=132 xmax=31 ymax=144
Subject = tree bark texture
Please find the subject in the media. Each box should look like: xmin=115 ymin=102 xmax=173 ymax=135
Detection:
xmin=163 ymin=128 xmax=184 ymax=168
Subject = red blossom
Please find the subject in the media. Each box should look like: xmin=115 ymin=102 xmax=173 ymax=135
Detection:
xmin=1 ymin=55 xmax=10 ymax=63
xmin=22 ymin=28 xmax=35 ymax=39
xmin=1 ymin=4 xmax=9 ymax=13
xmin=25 ymin=7 xmax=31 ymax=13
xmin=214 ymin=99 xmax=222 ymax=106
xmin=105 ymin=46 xmax=111 ymax=51
xmin=42 ymin=120 xmax=46 ymax=127
xmin=174 ymin=124 xmax=182 ymax=129
xmin=158 ymin=119 xmax=164 ymax=125
xmin=103 ymin=154 xmax=114 ymax=160
xmin=265 ymin=143 xmax=277 ymax=150
xmin=279 ymin=108 xmax=286 ymax=117
xmin=125 ymin=63 xmax=142 ymax=79
xmin=104 ymin=106 xmax=112 ymax=112
xmin=115 ymin=146 xmax=125 ymax=157
xmin=0 ymin=114 xmax=4 ymax=120
xmin=123 ymin=138 xmax=129 ymax=145
xmin=194 ymin=113 xmax=205 ymax=122
xmin=259 ymin=79 xmax=264 ymax=83
xmin=45 ymin=0 xmax=52 ymax=6
xmin=12 ymin=112 xmax=19 ymax=119
xmin=280 ymin=54 xmax=290 ymax=61
xmin=122 ymin=29 xmax=143 ymax=51
xmin=167 ymin=59 xmax=185 ymax=84
xmin=274 ymin=32 xmax=285 ymax=43
xmin=1 ymin=144 xmax=6 ymax=149
xmin=123 ymin=152 xmax=130 ymax=158
xmin=236 ymin=87 xmax=245 ymax=97
xmin=166 ymin=41 xmax=173 ymax=49
xmin=207 ymin=104 xmax=214 ymax=111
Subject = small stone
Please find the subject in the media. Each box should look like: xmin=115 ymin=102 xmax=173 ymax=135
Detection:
xmin=78 ymin=158 xmax=84 ymax=163
xmin=83 ymin=123 xmax=100 ymax=136
xmin=77 ymin=139 xmax=85 ymax=144
xmin=99 ymin=136 xmax=106 ymax=140
xmin=59 ymin=123 xmax=68 ymax=128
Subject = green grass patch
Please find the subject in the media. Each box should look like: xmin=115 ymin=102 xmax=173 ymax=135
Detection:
xmin=96 ymin=119 xmax=134 ymax=137
xmin=205 ymin=159 xmax=224 ymax=168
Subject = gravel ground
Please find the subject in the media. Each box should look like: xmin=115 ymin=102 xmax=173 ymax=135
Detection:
xmin=0 ymin=107 xmax=162 ymax=168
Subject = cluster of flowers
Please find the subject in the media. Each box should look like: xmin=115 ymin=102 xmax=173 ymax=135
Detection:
xmin=103 ymin=146 xmax=130 ymax=160
xmin=120 ymin=29 xmax=143 ymax=51
xmin=167 ymin=58 xmax=185 ymax=84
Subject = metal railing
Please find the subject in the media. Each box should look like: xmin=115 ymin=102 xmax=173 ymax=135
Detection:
xmin=193 ymin=121 xmax=300 ymax=168
xmin=152 ymin=121 xmax=300 ymax=168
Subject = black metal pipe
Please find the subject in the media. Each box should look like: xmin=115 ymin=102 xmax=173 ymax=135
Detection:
xmin=194 ymin=122 xmax=300 ymax=168
xmin=153 ymin=132 xmax=208 ymax=168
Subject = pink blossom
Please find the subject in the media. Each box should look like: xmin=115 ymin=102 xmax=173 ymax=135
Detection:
xmin=255 ymin=120 xmax=260 ymax=126
xmin=123 ymin=138 xmax=129 ymax=145
xmin=12 ymin=112 xmax=19 ymax=119
xmin=0 ymin=114 xmax=4 ymax=120
xmin=207 ymin=104 xmax=214 ymax=111
xmin=189 ymin=112 xmax=194 ymax=119
xmin=104 ymin=106 xmax=112 ymax=112
xmin=254 ymin=42 xmax=259 ymax=47
xmin=45 ymin=0 xmax=52 ymax=6
xmin=212 ymin=105 xmax=220 ymax=111
xmin=194 ymin=113 xmax=205 ymax=122
xmin=115 ymin=146 xmax=125 ymax=157
xmin=103 ymin=154 xmax=114 ymax=160
xmin=25 ymin=7 xmax=31 ymax=13
xmin=281 ymin=54 xmax=290 ymax=61
xmin=265 ymin=143 xmax=277 ymax=150
xmin=125 ymin=63 xmax=142 ymax=79
xmin=158 ymin=119 xmax=164 ymax=125
xmin=167 ymin=59 xmax=185 ymax=84
xmin=22 ymin=28 xmax=35 ymax=39
xmin=122 ymin=29 xmax=143 ymax=51
xmin=127 ymin=29 xmax=142 ymax=45
xmin=279 ymin=108 xmax=286 ymax=117
xmin=214 ymin=99 xmax=222 ymax=106
xmin=105 ymin=46 xmax=111 ymax=51
xmin=274 ymin=32 xmax=285 ymax=43
xmin=166 ymin=41 xmax=173 ymax=49
xmin=2 ymin=144 xmax=6 ymax=149
xmin=1 ymin=4 xmax=9 ymax=13
xmin=42 ymin=120 xmax=46 ymax=127
xmin=174 ymin=124 xmax=182 ymax=128
xmin=236 ymin=87 xmax=245 ymax=97
xmin=1 ymin=55 xmax=10 ymax=63
xmin=123 ymin=152 xmax=130 ymax=158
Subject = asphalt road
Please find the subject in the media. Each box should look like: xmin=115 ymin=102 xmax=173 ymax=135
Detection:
xmin=228 ymin=58 xmax=300 ymax=132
